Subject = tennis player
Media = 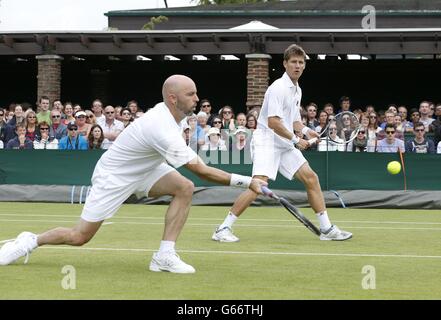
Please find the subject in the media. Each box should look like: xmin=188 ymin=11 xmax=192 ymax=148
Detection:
xmin=0 ymin=75 xmax=267 ymax=273
xmin=212 ymin=44 xmax=352 ymax=242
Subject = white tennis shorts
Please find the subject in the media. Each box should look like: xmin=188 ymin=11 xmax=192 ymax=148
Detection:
xmin=81 ymin=162 xmax=175 ymax=222
xmin=250 ymin=132 xmax=307 ymax=181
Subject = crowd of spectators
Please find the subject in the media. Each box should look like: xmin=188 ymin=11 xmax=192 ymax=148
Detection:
xmin=1 ymin=95 xmax=440 ymax=155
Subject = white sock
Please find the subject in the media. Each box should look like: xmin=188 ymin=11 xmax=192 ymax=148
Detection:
xmin=219 ymin=212 xmax=238 ymax=229
xmin=28 ymin=233 xmax=38 ymax=250
xmin=158 ymin=240 xmax=175 ymax=254
xmin=316 ymin=211 xmax=332 ymax=231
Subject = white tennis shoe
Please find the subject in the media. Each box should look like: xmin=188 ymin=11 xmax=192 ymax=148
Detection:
xmin=212 ymin=226 xmax=239 ymax=242
xmin=149 ymin=251 xmax=195 ymax=274
xmin=320 ymin=225 xmax=352 ymax=241
xmin=0 ymin=232 xmax=38 ymax=265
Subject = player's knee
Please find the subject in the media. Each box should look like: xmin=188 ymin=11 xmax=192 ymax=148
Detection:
xmin=176 ymin=179 xmax=194 ymax=198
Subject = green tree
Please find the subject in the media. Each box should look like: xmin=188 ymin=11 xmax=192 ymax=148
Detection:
xmin=142 ymin=15 xmax=169 ymax=30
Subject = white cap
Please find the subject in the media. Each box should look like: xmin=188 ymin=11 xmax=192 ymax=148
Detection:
xmin=234 ymin=126 xmax=248 ymax=135
xmin=75 ymin=111 xmax=87 ymax=117
xmin=197 ymin=111 xmax=207 ymax=118
xmin=208 ymin=127 xmax=220 ymax=136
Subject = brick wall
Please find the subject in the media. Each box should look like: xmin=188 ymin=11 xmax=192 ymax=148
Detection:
xmin=36 ymin=55 xmax=63 ymax=105
xmin=246 ymin=54 xmax=271 ymax=111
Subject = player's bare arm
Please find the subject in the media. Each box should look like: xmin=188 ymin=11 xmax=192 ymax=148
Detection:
xmin=268 ymin=116 xmax=310 ymax=150
xmin=184 ymin=156 xmax=267 ymax=194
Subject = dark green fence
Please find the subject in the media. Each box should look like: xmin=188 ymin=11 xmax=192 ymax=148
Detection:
xmin=0 ymin=150 xmax=439 ymax=190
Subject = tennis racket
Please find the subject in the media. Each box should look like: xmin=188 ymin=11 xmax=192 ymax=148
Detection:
xmin=261 ymin=186 xmax=321 ymax=236
xmin=308 ymin=111 xmax=361 ymax=146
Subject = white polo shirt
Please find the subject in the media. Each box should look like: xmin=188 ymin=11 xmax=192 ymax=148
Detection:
xmin=94 ymin=102 xmax=198 ymax=186
xmin=256 ymin=72 xmax=302 ymax=150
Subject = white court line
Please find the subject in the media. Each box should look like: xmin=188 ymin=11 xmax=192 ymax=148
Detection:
xmin=39 ymin=246 xmax=441 ymax=260
xmin=0 ymin=213 xmax=441 ymax=225
xmin=1 ymin=218 xmax=441 ymax=231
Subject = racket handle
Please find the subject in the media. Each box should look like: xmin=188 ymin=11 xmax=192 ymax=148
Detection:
xmin=261 ymin=186 xmax=273 ymax=197
xmin=308 ymin=137 xmax=318 ymax=145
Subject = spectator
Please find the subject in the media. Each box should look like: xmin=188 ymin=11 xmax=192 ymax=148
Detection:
xmin=347 ymin=128 xmax=368 ymax=152
xmin=6 ymin=123 xmax=33 ymax=149
xmin=36 ymin=96 xmax=51 ymax=125
xmin=197 ymin=111 xmax=210 ymax=134
xmin=201 ymin=127 xmax=227 ymax=151
xmin=73 ymin=104 xmax=82 ymax=114
xmin=236 ymin=113 xmax=247 ymax=128
xmin=315 ymin=110 xmax=329 ymax=134
xmin=24 ymin=110 xmax=39 ymax=142
xmin=120 ymin=107 xmax=133 ymax=128
xmin=91 ymin=99 xmax=105 ymax=123
xmin=318 ymin=123 xmax=345 ymax=151
xmin=305 ymin=103 xmax=319 ymax=130
xmin=88 ymin=124 xmax=110 ymax=150
xmin=33 ymin=121 xmax=58 ymax=150
xmin=376 ymin=124 xmax=405 ymax=153
xmin=97 ymin=105 xmax=125 ymax=148
xmin=85 ymin=110 xmax=97 ymax=125
xmin=0 ymin=108 xmax=7 ymax=142
xmin=360 ymin=112 xmax=370 ymax=129
xmin=114 ymin=106 xmax=123 ymax=121
xmin=247 ymin=107 xmax=261 ymax=120
xmin=187 ymin=113 xmax=205 ymax=151
xmin=58 ymin=123 xmax=88 ymax=150
xmin=62 ymin=102 xmax=75 ymax=125
xmin=408 ymin=108 xmax=421 ymax=133
xmin=127 ymin=100 xmax=139 ymax=118
xmin=245 ymin=114 xmax=257 ymax=132
xmin=419 ymin=100 xmax=434 ymax=131
xmin=199 ymin=99 xmax=216 ymax=126
xmin=229 ymin=126 xmax=250 ymax=153
xmin=405 ymin=122 xmax=435 ymax=154
xmin=380 ymin=110 xmax=396 ymax=130
xmin=338 ymin=96 xmax=351 ymax=113
xmin=323 ymin=103 xmax=335 ymax=115
xmin=3 ymin=104 xmax=25 ymax=143
xmin=52 ymin=100 xmax=64 ymax=117
xmin=394 ymin=114 xmax=404 ymax=133
xmin=220 ymin=105 xmax=236 ymax=131
xmin=5 ymin=110 xmax=14 ymax=123
xmin=49 ymin=109 xmax=67 ymax=140
xmin=398 ymin=105 xmax=412 ymax=131
xmin=429 ymin=102 xmax=435 ymax=119
xmin=182 ymin=123 xmax=191 ymax=146
xmin=431 ymin=103 xmax=441 ymax=147
xmin=74 ymin=110 xmax=92 ymax=138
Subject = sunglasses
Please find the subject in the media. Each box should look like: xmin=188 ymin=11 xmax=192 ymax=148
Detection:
xmin=223 ymin=111 xmax=232 ymax=114
xmin=69 ymin=128 xmax=78 ymax=131
xmin=122 ymin=112 xmax=131 ymax=116
xmin=106 ymin=111 xmax=115 ymax=114
xmin=40 ymin=128 xmax=49 ymax=131
xmin=0 ymin=113 xmax=4 ymax=116
xmin=358 ymin=131 xmax=366 ymax=134
xmin=386 ymin=131 xmax=395 ymax=134
xmin=213 ymin=121 xmax=222 ymax=124
xmin=52 ymin=115 xmax=61 ymax=118
xmin=370 ymin=116 xmax=377 ymax=118
xmin=415 ymin=129 xmax=425 ymax=132
xmin=88 ymin=115 xmax=95 ymax=118
xmin=202 ymin=105 xmax=210 ymax=108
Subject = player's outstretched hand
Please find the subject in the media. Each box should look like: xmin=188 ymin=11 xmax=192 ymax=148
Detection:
xmin=249 ymin=178 xmax=268 ymax=194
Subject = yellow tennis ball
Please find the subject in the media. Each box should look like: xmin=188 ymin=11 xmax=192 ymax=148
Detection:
xmin=387 ymin=161 xmax=401 ymax=175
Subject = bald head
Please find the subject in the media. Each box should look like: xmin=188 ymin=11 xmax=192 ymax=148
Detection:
xmin=162 ymin=75 xmax=195 ymax=99
xmin=162 ymin=74 xmax=199 ymax=120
